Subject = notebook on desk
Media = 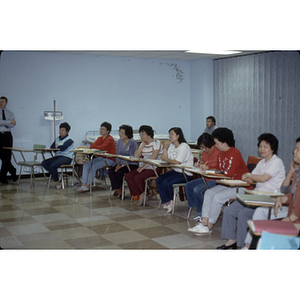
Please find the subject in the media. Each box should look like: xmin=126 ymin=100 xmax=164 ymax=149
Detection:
xmin=237 ymin=193 xmax=275 ymax=205
xmin=249 ymin=220 xmax=298 ymax=236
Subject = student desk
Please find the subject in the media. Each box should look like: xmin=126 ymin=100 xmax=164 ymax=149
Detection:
xmin=185 ymin=167 xmax=230 ymax=189
xmin=215 ymin=179 xmax=250 ymax=193
xmin=72 ymin=148 xmax=106 ymax=193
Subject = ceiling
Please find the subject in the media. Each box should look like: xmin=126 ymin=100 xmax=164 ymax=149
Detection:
xmin=47 ymin=50 xmax=268 ymax=61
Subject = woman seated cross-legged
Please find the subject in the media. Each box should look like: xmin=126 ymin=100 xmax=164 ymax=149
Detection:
xmin=125 ymin=125 xmax=163 ymax=205
xmin=42 ymin=122 xmax=74 ymax=190
xmin=156 ymin=127 xmax=194 ymax=213
xmin=77 ymin=121 xmax=116 ymax=193
xmin=108 ymin=124 xmax=138 ymax=198
xmin=185 ymin=133 xmax=220 ymax=221
xmin=188 ymin=127 xmax=250 ymax=235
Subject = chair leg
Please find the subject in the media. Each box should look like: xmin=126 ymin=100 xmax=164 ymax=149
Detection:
xmin=121 ymin=176 xmax=125 ymax=200
xmin=108 ymin=186 xmax=112 ymax=199
xmin=143 ymin=179 xmax=148 ymax=206
xmin=30 ymin=167 xmax=34 ymax=187
xmin=172 ymin=186 xmax=177 ymax=215
xmin=17 ymin=165 xmax=23 ymax=185
xmin=61 ymin=168 xmax=65 ymax=189
xmin=187 ymin=207 xmax=193 ymax=220
xmin=47 ymin=174 xmax=52 ymax=188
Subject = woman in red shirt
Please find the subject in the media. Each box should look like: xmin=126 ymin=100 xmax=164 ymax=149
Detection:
xmin=77 ymin=122 xmax=116 ymax=193
xmin=185 ymin=133 xmax=220 ymax=221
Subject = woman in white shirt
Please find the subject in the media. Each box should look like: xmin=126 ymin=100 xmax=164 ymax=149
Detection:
xmin=217 ymin=133 xmax=286 ymax=249
xmin=156 ymin=127 xmax=194 ymax=213
xmin=125 ymin=125 xmax=163 ymax=205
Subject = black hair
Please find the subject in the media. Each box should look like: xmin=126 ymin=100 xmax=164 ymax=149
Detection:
xmin=206 ymin=116 xmax=216 ymax=125
xmin=119 ymin=124 xmax=133 ymax=139
xmin=0 ymin=96 xmax=8 ymax=103
xmin=139 ymin=125 xmax=154 ymax=138
xmin=296 ymin=137 xmax=300 ymax=143
xmin=60 ymin=122 xmax=71 ymax=132
xmin=257 ymin=133 xmax=278 ymax=155
xmin=212 ymin=127 xmax=235 ymax=147
xmin=197 ymin=132 xmax=215 ymax=148
xmin=169 ymin=127 xmax=187 ymax=144
xmin=101 ymin=121 xmax=112 ymax=133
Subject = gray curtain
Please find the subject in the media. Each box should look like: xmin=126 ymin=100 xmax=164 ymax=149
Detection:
xmin=214 ymin=51 xmax=300 ymax=170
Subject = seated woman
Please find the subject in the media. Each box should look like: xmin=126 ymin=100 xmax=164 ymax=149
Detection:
xmin=185 ymin=133 xmax=220 ymax=221
xmin=188 ymin=127 xmax=249 ymax=235
xmin=77 ymin=121 xmax=116 ymax=193
xmin=217 ymin=133 xmax=286 ymax=249
xmin=42 ymin=122 xmax=74 ymax=190
xmin=156 ymin=127 xmax=194 ymax=213
xmin=242 ymin=138 xmax=300 ymax=249
xmin=125 ymin=125 xmax=163 ymax=205
xmin=273 ymin=138 xmax=300 ymax=222
xmin=108 ymin=124 xmax=138 ymax=198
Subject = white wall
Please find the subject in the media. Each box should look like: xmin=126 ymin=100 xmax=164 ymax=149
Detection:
xmin=0 ymin=51 xmax=214 ymax=173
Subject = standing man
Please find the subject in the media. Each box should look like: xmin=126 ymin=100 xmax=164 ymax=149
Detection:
xmin=204 ymin=116 xmax=217 ymax=135
xmin=0 ymin=96 xmax=17 ymax=184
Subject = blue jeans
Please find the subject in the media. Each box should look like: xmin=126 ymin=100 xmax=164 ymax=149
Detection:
xmin=156 ymin=170 xmax=193 ymax=204
xmin=42 ymin=156 xmax=72 ymax=182
xmin=82 ymin=157 xmax=116 ymax=185
xmin=185 ymin=178 xmax=216 ymax=213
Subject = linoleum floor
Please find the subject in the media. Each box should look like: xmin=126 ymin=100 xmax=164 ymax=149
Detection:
xmin=0 ymin=177 xmax=224 ymax=250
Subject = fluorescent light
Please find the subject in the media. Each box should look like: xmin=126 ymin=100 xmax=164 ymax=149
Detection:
xmin=185 ymin=50 xmax=242 ymax=55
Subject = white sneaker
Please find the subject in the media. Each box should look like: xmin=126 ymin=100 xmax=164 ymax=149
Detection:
xmin=188 ymin=223 xmax=212 ymax=235
xmin=56 ymin=184 xmax=62 ymax=190
xmin=241 ymin=246 xmax=249 ymax=250
xmin=77 ymin=185 xmax=90 ymax=193
xmin=166 ymin=201 xmax=174 ymax=213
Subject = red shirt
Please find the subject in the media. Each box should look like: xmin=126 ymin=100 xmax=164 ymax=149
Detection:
xmin=90 ymin=135 xmax=116 ymax=161
xmin=202 ymin=145 xmax=220 ymax=170
xmin=202 ymin=146 xmax=220 ymax=181
xmin=218 ymin=147 xmax=248 ymax=180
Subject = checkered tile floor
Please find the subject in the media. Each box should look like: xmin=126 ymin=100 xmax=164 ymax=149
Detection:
xmin=0 ymin=177 xmax=224 ymax=249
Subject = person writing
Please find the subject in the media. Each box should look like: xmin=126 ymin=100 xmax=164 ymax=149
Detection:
xmin=42 ymin=122 xmax=74 ymax=190
xmin=0 ymin=96 xmax=17 ymax=184
xmin=185 ymin=133 xmax=220 ymax=221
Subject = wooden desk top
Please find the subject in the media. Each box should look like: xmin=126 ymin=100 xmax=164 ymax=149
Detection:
xmin=216 ymin=179 xmax=250 ymax=187
xmin=185 ymin=167 xmax=230 ymax=179
xmin=245 ymin=189 xmax=284 ymax=197
xmin=237 ymin=193 xmax=275 ymax=208
xmin=3 ymin=147 xmax=33 ymax=152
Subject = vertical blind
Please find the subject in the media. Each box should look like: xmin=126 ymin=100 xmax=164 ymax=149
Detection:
xmin=214 ymin=51 xmax=300 ymax=169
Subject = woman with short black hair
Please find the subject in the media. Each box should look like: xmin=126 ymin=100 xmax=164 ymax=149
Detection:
xmin=125 ymin=125 xmax=163 ymax=205
xmin=108 ymin=125 xmax=138 ymax=198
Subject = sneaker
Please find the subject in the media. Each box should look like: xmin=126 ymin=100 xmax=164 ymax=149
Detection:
xmin=166 ymin=201 xmax=174 ymax=213
xmin=193 ymin=215 xmax=202 ymax=222
xmin=188 ymin=223 xmax=212 ymax=235
xmin=77 ymin=185 xmax=90 ymax=193
xmin=56 ymin=184 xmax=62 ymax=190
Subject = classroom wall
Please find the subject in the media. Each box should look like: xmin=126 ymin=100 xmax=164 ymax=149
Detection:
xmin=214 ymin=51 xmax=300 ymax=170
xmin=0 ymin=51 xmax=214 ymax=174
